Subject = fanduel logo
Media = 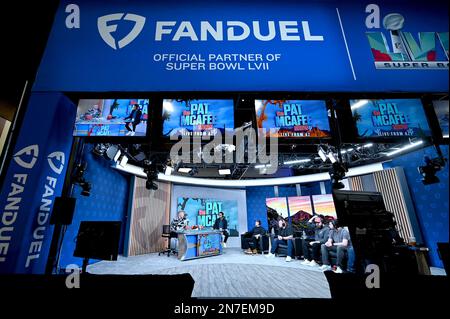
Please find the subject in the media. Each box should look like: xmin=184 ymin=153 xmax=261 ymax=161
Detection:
xmin=47 ymin=151 xmax=65 ymax=175
xmin=98 ymin=13 xmax=146 ymax=49
xmin=13 ymin=145 xmax=39 ymax=169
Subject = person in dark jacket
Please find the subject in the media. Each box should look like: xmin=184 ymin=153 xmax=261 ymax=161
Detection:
xmin=301 ymin=216 xmax=330 ymax=266
xmin=124 ymin=103 xmax=142 ymax=136
xmin=266 ymin=219 xmax=294 ymax=262
xmin=213 ymin=212 xmax=229 ymax=247
xmin=244 ymin=220 xmax=267 ymax=254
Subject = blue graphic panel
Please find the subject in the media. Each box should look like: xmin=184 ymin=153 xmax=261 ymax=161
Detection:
xmin=33 ymin=0 xmax=448 ymax=92
xmin=197 ymin=233 xmax=222 ymax=257
xmin=163 ymin=99 xmax=234 ymax=137
xmin=351 ymin=99 xmax=431 ymax=138
xmin=256 ymin=100 xmax=330 ymax=138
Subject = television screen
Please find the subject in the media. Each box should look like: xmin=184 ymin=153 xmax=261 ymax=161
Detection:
xmin=255 ymin=100 xmax=331 ymax=138
xmin=312 ymin=194 xmax=337 ymax=219
xmin=350 ymin=98 xmax=431 ymax=138
xmin=162 ymin=99 xmax=234 ymax=137
xmin=432 ymin=100 xmax=449 ymax=138
xmin=177 ymin=197 xmax=239 ymax=237
xmin=74 ymin=99 xmax=149 ymax=136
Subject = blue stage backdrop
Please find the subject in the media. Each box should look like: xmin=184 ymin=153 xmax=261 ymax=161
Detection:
xmin=383 ymin=145 xmax=449 ymax=268
xmin=0 ymin=93 xmax=76 ymax=274
xmin=58 ymin=144 xmax=131 ymax=269
xmin=33 ymin=0 xmax=448 ymax=92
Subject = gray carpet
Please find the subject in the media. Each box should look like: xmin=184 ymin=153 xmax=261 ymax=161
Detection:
xmin=88 ymin=248 xmax=331 ymax=299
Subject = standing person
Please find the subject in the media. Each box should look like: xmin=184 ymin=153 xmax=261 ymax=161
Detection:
xmin=266 ymin=219 xmax=294 ymax=262
xmin=213 ymin=212 xmax=229 ymax=248
xmin=301 ymin=216 xmax=330 ymax=267
xmin=124 ymin=103 xmax=142 ymax=136
xmin=244 ymin=220 xmax=267 ymax=254
xmin=320 ymin=219 xmax=352 ymax=273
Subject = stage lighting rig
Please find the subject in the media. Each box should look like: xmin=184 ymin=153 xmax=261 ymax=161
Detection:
xmin=73 ymin=162 xmax=91 ymax=196
xmin=418 ymin=155 xmax=446 ymax=185
xmin=329 ymin=161 xmax=348 ymax=189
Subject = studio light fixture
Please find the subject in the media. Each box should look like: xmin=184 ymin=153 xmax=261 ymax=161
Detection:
xmin=73 ymin=162 xmax=91 ymax=196
xmin=329 ymin=162 xmax=348 ymax=189
xmin=164 ymin=166 xmax=174 ymax=176
xmin=418 ymin=155 xmax=446 ymax=185
xmin=318 ymin=146 xmax=327 ymax=162
xmin=218 ymin=168 xmax=231 ymax=175
xmin=283 ymin=159 xmax=311 ymax=165
xmin=178 ymin=167 xmax=192 ymax=174
xmin=386 ymin=140 xmax=423 ymax=157
xmin=119 ymin=155 xmax=128 ymax=167
xmin=255 ymin=164 xmax=272 ymax=169
xmin=327 ymin=152 xmax=337 ymax=164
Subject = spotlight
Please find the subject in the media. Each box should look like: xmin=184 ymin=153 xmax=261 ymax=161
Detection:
xmin=327 ymin=151 xmax=337 ymax=164
xmin=80 ymin=181 xmax=91 ymax=196
xmin=146 ymin=179 xmax=158 ymax=190
xmin=329 ymin=162 xmax=348 ymax=189
xmin=418 ymin=156 xmax=445 ymax=185
xmin=119 ymin=155 xmax=128 ymax=167
xmin=188 ymin=168 xmax=198 ymax=176
xmin=92 ymin=144 xmax=108 ymax=157
xmin=218 ymin=168 xmax=231 ymax=175
xmin=318 ymin=146 xmax=327 ymax=162
xmin=164 ymin=166 xmax=174 ymax=176
xmin=73 ymin=162 xmax=91 ymax=196
xmin=106 ymin=145 xmax=120 ymax=161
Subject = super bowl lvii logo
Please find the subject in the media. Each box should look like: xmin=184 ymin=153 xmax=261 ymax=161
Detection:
xmin=365 ymin=5 xmax=449 ymax=69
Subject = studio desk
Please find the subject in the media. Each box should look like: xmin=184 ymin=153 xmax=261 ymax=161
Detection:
xmin=176 ymin=229 xmax=223 ymax=261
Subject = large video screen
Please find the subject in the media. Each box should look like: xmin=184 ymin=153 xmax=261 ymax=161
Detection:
xmin=350 ymin=99 xmax=431 ymax=138
xmin=312 ymin=194 xmax=337 ymax=220
xmin=432 ymin=100 xmax=449 ymax=138
xmin=255 ymin=100 xmax=331 ymax=138
xmin=162 ymin=99 xmax=234 ymax=137
xmin=177 ymin=197 xmax=239 ymax=237
xmin=74 ymin=99 xmax=149 ymax=136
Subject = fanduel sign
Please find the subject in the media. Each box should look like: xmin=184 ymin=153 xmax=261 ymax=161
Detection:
xmin=98 ymin=17 xmax=324 ymax=49
xmin=154 ymin=21 xmax=324 ymax=42
xmin=33 ymin=0 xmax=449 ymax=93
xmin=0 ymin=93 xmax=76 ymax=273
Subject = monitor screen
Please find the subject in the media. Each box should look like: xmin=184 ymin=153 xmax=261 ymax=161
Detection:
xmin=74 ymin=99 xmax=149 ymax=136
xmin=255 ymin=100 xmax=331 ymax=138
xmin=432 ymin=100 xmax=449 ymax=138
xmin=350 ymin=98 xmax=431 ymax=138
xmin=312 ymin=194 xmax=337 ymax=219
xmin=162 ymin=99 xmax=234 ymax=137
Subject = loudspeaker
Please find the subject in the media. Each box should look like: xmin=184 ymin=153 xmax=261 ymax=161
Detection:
xmin=49 ymin=197 xmax=76 ymax=225
xmin=74 ymin=221 xmax=122 ymax=261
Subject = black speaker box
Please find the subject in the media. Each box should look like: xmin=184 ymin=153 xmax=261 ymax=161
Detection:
xmin=49 ymin=197 xmax=76 ymax=225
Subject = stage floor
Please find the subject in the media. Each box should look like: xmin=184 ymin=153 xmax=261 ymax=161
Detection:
xmin=87 ymin=248 xmax=332 ymax=299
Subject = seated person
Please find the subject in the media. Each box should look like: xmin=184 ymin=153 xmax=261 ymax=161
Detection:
xmin=320 ymin=219 xmax=353 ymax=273
xmin=244 ymin=220 xmax=267 ymax=254
xmin=170 ymin=211 xmax=189 ymax=250
xmin=301 ymin=215 xmax=330 ymax=267
xmin=266 ymin=219 xmax=294 ymax=262
xmin=213 ymin=212 xmax=229 ymax=248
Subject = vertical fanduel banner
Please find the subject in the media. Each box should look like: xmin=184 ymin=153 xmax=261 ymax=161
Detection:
xmin=0 ymin=93 xmax=76 ymax=273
